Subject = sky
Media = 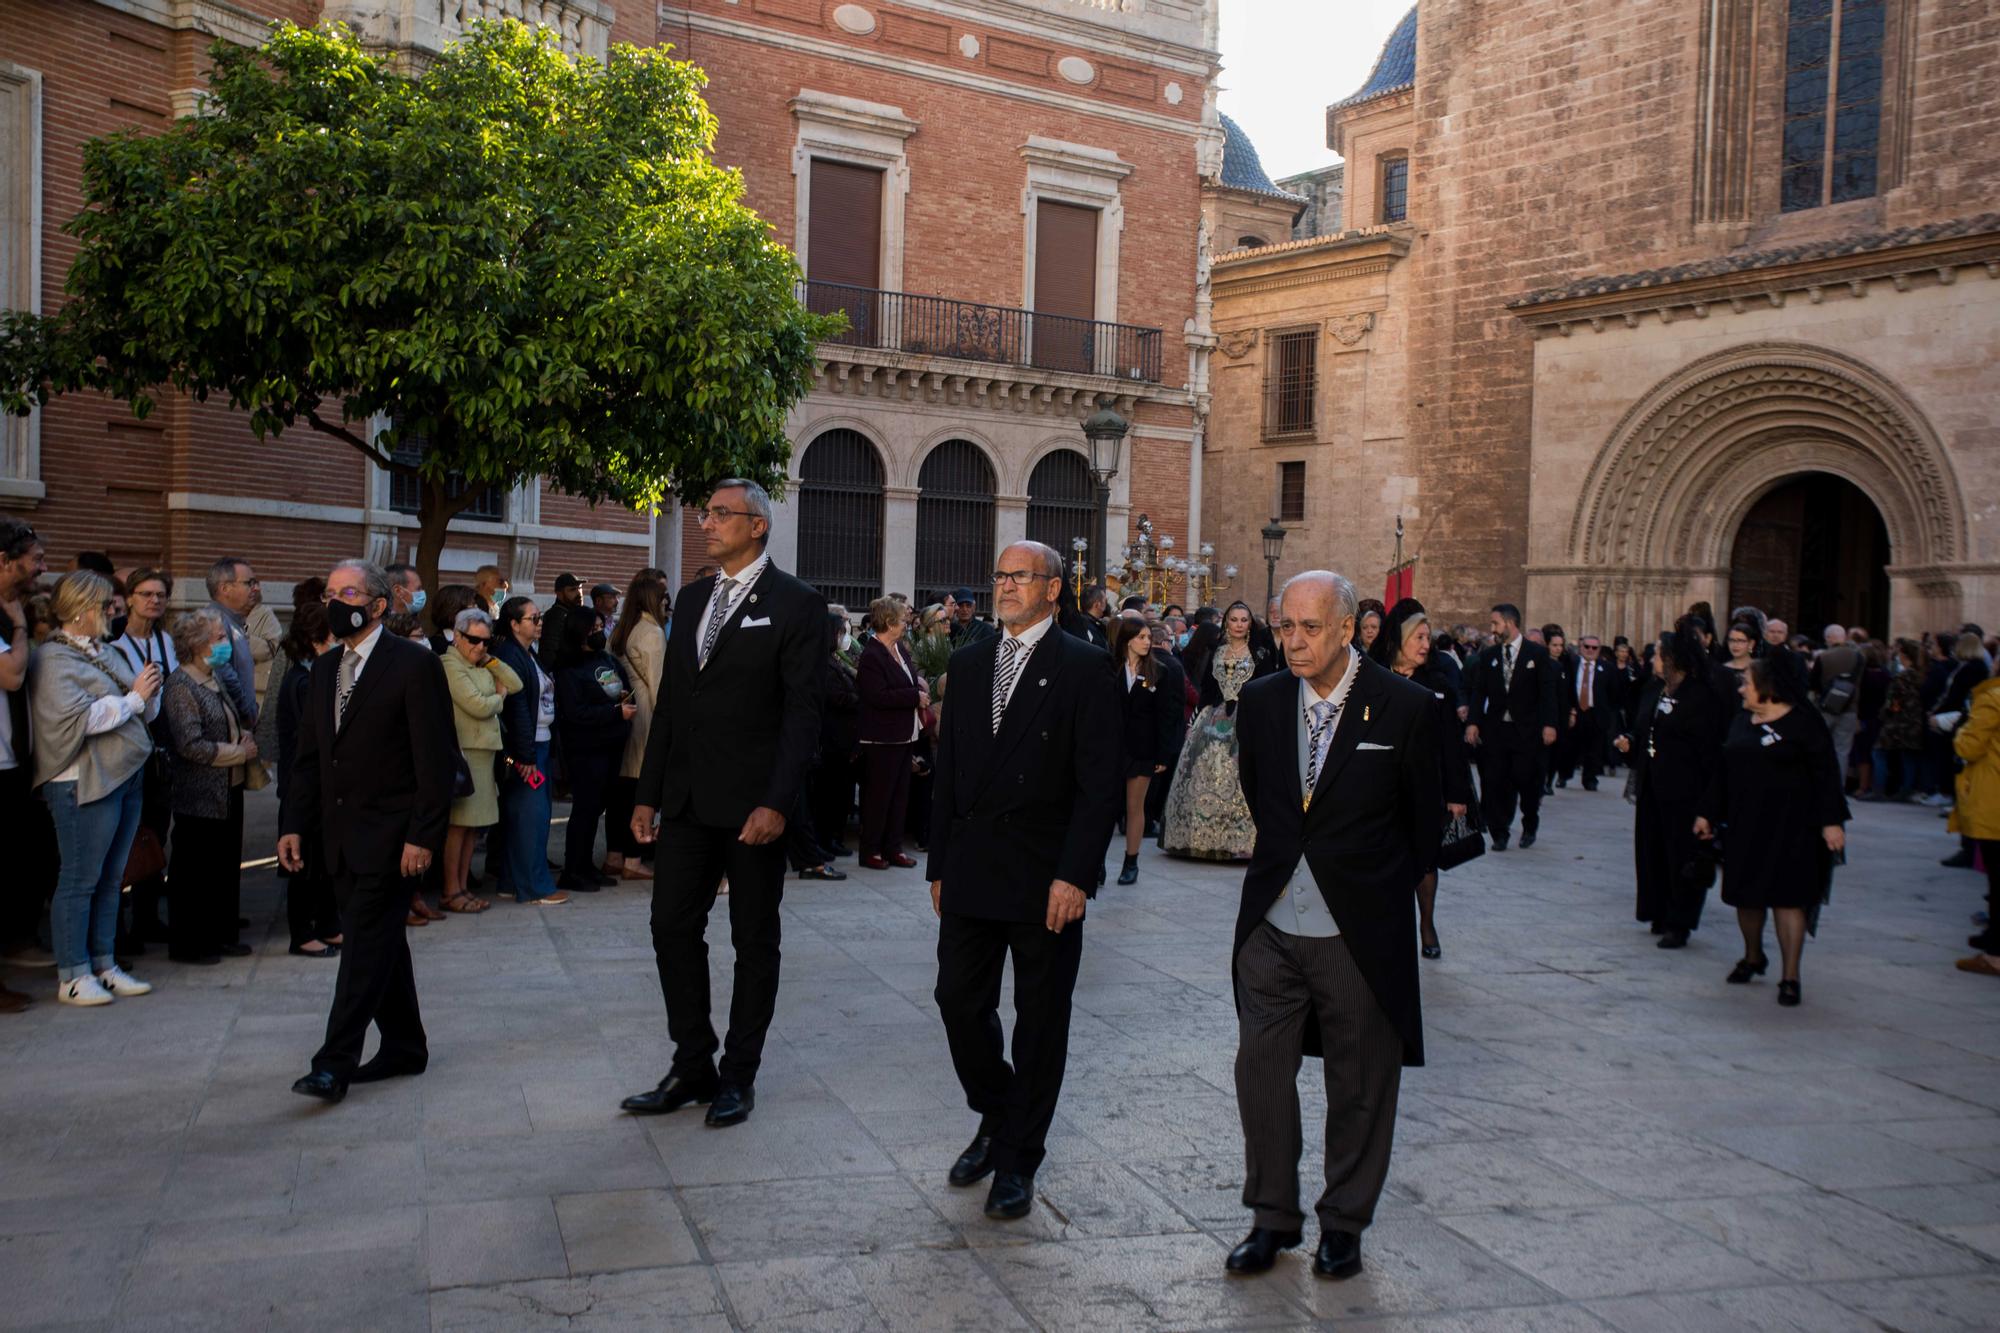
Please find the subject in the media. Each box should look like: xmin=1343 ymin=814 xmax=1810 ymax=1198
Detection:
xmin=1216 ymin=0 xmax=1416 ymax=181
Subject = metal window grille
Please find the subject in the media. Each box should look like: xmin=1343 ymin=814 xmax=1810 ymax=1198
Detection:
xmin=387 ymin=424 xmax=504 ymax=520
xmin=1025 ymin=449 xmax=1096 ymax=557
xmin=1782 ymin=0 xmax=1883 ymax=212
xmin=915 ymin=440 xmax=997 ymax=613
xmin=1278 ymin=461 xmax=1306 ymax=524
xmin=1380 ymin=157 xmax=1409 ymax=223
xmin=1263 ymin=330 xmax=1317 ymax=439
xmin=795 ymin=429 xmax=886 ymax=609
xmin=797 ymin=282 xmax=1162 ymax=382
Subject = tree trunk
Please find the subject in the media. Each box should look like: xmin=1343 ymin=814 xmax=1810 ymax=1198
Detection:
xmin=414 ymin=473 xmax=481 ymax=608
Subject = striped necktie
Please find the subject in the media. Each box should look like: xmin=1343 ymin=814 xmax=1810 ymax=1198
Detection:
xmin=992 ymin=636 xmax=1024 ymax=734
xmin=698 ymin=575 xmax=734 ymax=669
xmin=1302 ymin=698 xmax=1338 ymax=810
xmin=335 ymin=648 xmax=360 ymax=731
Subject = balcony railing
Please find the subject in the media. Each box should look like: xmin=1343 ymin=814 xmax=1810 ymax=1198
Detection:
xmin=800 ymin=281 xmax=1163 ymax=384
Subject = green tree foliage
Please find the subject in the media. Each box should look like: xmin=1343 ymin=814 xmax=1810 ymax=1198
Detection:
xmin=0 ymin=19 xmax=836 ymax=588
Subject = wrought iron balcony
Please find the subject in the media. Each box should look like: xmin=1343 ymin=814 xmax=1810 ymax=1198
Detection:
xmin=800 ymin=281 xmax=1163 ymax=384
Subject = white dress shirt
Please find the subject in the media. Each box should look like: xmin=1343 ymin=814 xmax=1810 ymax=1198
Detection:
xmin=1266 ymin=648 xmax=1361 ymax=938
xmin=995 ymin=611 xmax=1055 ymax=713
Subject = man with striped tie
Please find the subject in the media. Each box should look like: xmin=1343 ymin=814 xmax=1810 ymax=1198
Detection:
xmin=1223 ymin=571 xmax=1439 ymax=1281
xmin=282 ymin=559 xmax=456 ymax=1103
xmin=927 ymin=540 xmax=1120 ymax=1222
xmin=621 ymin=480 xmax=825 ymax=1129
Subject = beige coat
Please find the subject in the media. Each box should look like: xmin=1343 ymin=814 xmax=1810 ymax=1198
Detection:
xmin=443 ymin=648 xmax=523 ymax=753
xmin=619 ymin=615 xmax=666 ymax=779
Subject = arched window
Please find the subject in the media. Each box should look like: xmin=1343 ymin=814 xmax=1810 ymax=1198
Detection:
xmin=915 ymin=439 xmax=996 ymax=612
xmin=1782 ymin=0 xmax=1885 ymax=211
xmin=795 ymin=429 xmax=885 ymax=609
xmin=1236 ymin=234 xmax=1268 ymax=249
xmin=1025 ymin=449 xmax=1095 ymax=561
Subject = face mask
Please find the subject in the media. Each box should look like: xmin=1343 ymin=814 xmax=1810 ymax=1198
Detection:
xmin=410 ymin=589 xmax=427 ymax=612
xmin=205 ymin=639 xmax=233 ymax=671
xmin=839 ymin=632 xmax=852 ymax=652
xmin=1176 ymin=631 xmax=1191 ymax=650
xmin=585 ymin=630 xmax=608 ymax=654
xmin=327 ymin=598 xmax=373 ymax=639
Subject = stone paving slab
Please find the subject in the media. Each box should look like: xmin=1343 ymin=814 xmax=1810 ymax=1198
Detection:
xmin=0 ymin=783 xmax=1997 ymax=1329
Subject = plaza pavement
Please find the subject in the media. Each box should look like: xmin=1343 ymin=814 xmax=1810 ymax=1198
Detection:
xmin=3 ymin=781 xmax=2000 ymax=1331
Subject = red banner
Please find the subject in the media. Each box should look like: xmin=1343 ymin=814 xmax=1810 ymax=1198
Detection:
xmin=1384 ymin=562 xmax=1414 ymax=606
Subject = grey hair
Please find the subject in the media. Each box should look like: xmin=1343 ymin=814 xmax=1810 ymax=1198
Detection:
xmin=712 ymin=478 xmax=773 ymax=523
xmin=1002 ymin=539 xmax=1064 ymax=579
xmin=1278 ymin=570 xmax=1359 ymax=624
xmin=169 ymin=607 xmax=225 ymax=664
xmin=330 ymin=559 xmax=393 ymax=605
xmin=205 ymin=555 xmax=249 ymax=598
xmin=453 ymin=607 xmax=492 ymax=635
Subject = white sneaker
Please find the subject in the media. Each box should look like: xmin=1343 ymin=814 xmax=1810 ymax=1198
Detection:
xmin=58 ymin=975 xmax=115 ymax=1007
xmin=96 ymin=965 xmax=152 ymax=997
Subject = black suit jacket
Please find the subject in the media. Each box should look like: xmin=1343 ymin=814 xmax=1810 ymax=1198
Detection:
xmin=1233 ymin=656 xmax=1440 ymax=1067
xmin=636 ymin=562 xmax=825 ymax=829
xmin=282 ymin=628 xmax=456 ymax=876
xmin=926 ymin=623 xmax=1121 ymax=922
xmin=1469 ymin=637 xmax=1562 ymax=743
xmin=1570 ymin=656 xmax=1614 ymax=719
xmin=1119 ymin=667 xmax=1179 ymax=766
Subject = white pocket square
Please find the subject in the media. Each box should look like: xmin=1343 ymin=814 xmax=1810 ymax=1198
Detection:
xmin=1356 ymin=741 xmax=1395 ymax=751
xmin=739 ymin=616 xmax=772 ymax=628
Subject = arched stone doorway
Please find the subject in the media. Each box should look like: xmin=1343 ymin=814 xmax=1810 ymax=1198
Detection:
xmin=1727 ymin=474 xmax=1890 ymax=638
xmin=1551 ymin=342 xmax=1966 ymax=639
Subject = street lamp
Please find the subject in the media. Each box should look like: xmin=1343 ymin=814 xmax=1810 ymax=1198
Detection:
xmin=1262 ymin=518 xmax=1288 ymax=609
xmin=1081 ymin=395 xmax=1129 ymax=583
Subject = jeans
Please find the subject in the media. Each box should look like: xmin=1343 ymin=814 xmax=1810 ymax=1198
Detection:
xmin=497 ymin=740 xmax=561 ymax=902
xmin=43 ymin=771 xmax=146 ymax=982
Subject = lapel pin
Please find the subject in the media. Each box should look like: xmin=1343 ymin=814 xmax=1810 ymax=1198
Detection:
xmin=1038 ymin=678 xmax=1047 ymax=686
xmin=1363 ymin=705 xmax=1371 ymax=722
xmin=748 ymin=593 xmax=759 ymax=605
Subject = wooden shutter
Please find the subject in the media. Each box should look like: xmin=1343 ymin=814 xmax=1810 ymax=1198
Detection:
xmin=1033 ymin=200 xmax=1097 ymax=319
xmin=807 ymin=159 xmax=883 ymax=289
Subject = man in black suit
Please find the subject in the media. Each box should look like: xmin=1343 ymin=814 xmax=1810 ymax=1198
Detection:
xmin=1224 ymin=571 xmax=1439 ymax=1281
xmin=929 ymin=540 xmax=1120 ymax=1222
xmin=282 ymin=559 xmax=456 ymax=1102
xmin=621 ymin=480 xmax=824 ymax=1128
xmin=1569 ymin=634 xmax=1613 ymax=791
xmin=1465 ymin=603 xmax=1560 ymax=849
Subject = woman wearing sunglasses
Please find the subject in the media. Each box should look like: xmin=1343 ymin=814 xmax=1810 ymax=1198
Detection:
xmin=439 ymin=607 xmax=521 ymax=914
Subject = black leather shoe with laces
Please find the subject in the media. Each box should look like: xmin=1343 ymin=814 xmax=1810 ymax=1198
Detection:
xmin=620 ymin=1072 xmax=717 ymax=1116
xmin=1224 ymin=1228 xmax=1302 ymax=1275
xmin=948 ymin=1133 xmax=995 ymax=1187
xmin=1313 ymin=1230 xmax=1363 ymax=1279
xmin=984 ymin=1170 xmax=1034 ymax=1220
xmin=705 ymin=1082 xmax=755 ymax=1127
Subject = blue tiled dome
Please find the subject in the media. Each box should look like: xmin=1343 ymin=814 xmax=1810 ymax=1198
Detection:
xmin=1335 ymin=5 xmax=1417 ymax=109
xmin=1219 ymin=113 xmax=1303 ymax=199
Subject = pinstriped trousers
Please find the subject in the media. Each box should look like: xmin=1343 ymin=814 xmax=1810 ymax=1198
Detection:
xmin=1234 ymin=921 xmax=1403 ymax=1235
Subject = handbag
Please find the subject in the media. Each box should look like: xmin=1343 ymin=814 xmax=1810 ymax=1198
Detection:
xmin=450 ymin=748 xmax=475 ymax=800
xmin=121 ymin=825 xmax=166 ymax=890
xmin=1438 ymin=808 xmax=1486 ymax=871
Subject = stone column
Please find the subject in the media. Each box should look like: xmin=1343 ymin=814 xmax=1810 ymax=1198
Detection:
xmin=995 ymin=494 xmax=1029 ymax=555
xmin=883 ymin=485 xmax=920 ymax=598
xmin=765 ymin=489 xmax=801 ymax=572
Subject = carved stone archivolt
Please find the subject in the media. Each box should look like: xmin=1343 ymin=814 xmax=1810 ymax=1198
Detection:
xmin=1568 ymin=341 xmax=1965 ymax=575
xmin=1218 ymin=328 xmax=1260 ymax=360
xmin=1327 ymin=312 xmax=1375 ymax=347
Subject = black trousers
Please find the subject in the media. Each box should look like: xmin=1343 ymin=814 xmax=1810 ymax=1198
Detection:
xmin=811 ymin=753 xmax=855 ymax=852
xmin=562 ymin=747 xmax=618 ymax=884
xmin=168 ymin=786 xmax=244 ymax=959
xmin=1477 ymin=731 xmax=1545 ymax=839
xmin=1 ymin=764 xmax=58 ymax=949
xmin=129 ymin=760 xmax=172 ymax=934
xmin=783 ymin=783 xmax=828 ymax=873
xmin=934 ymin=911 xmax=1083 ymax=1176
xmin=858 ymin=742 xmax=912 ymax=861
xmin=1235 ymin=923 xmax=1402 ymax=1235
xmin=1573 ymin=707 xmax=1606 ymax=788
xmin=312 ymin=867 xmax=428 ymax=1078
xmin=285 ymin=831 xmax=341 ymax=948
xmin=650 ymin=815 xmax=787 ymax=1087
xmin=604 ymin=775 xmax=642 ymax=858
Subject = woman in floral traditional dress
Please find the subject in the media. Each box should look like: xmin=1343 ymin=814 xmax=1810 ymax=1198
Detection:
xmin=1163 ymin=602 xmax=1279 ymax=861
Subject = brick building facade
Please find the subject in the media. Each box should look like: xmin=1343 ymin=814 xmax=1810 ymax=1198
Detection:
xmin=1 ymin=0 xmax=1221 ymax=617
xmin=1207 ymin=1 xmax=2000 ymax=639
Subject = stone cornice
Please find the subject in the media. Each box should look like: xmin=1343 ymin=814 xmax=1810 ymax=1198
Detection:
xmin=813 ymin=342 xmax=1186 ymax=418
xmin=89 ymin=0 xmax=273 ymax=46
xmin=1211 ymin=227 xmax=1409 ymax=297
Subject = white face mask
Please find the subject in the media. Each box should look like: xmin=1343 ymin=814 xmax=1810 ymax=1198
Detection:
xmin=839 ymin=631 xmax=853 ymax=652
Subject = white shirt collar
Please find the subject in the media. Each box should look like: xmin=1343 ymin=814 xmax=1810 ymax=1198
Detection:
xmin=1300 ymin=646 xmax=1361 ymax=710
xmin=347 ymin=621 xmax=386 ymax=667
xmin=1000 ymin=611 xmax=1055 ymax=651
xmin=718 ymin=552 xmax=770 ymax=591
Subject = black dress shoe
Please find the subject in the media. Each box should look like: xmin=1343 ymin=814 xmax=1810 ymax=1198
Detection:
xmin=291 ymin=1070 xmax=346 ymax=1103
xmin=1490 ymin=836 xmax=1508 ymax=852
xmin=592 ymin=871 xmax=618 ymax=888
xmin=1224 ymin=1227 xmax=1301 ymax=1275
xmin=351 ymin=1053 xmax=428 ymax=1084
xmin=948 ymin=1133 xmax=996 ymax=1187
xmin=557 ymin=877 xmax=601 ymax=893
xmin=802 ymin=865 xmax=848 ymax=881
xmin=1943 ymin=849 xmax=1977 ymax=869
xmin=1313 ymin=1230 xmax=1362 ymax=1279
xmin=1777 ymin=979 xmax=1801 ymax=1007
xmin=288 ymin=942 xmax=341 ymax=959
xmin=706 ymin=1082 xmax=755 ymax=1127
xmin=1657 ymin=929 xmax=1689 ymax=949
xmin=620 ymin=1072 xmax=718 ymax=1115
xmin=1421 ymin=941 xmax=1442 ymax=960
xmin=1970 ymin=933 xmax=2000 ymax=952
xmin=1519 ymin=830 xmax=1538 ymax=849
xmin=1726 ymin=955 xmax=1768 ymax=984
xmin=1583 ymin=782 xmax=1599 ymax=792
xmin=984 ymin=1170 xmax=1034 ymax=1220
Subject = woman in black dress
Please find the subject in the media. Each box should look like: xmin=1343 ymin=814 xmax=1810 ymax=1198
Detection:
xmin=551 ymin=611 xmax=634 ymax=893
xmin=1696 ymin=650 xmax=1850 ymax=1006
xmin=1111 ymin=615 xmax=1175 ymax=886
xmin=1613 ymin=631 xmax=1723 ymax=949
xmin=1371 ymin=599 xmax=1475 ymax=959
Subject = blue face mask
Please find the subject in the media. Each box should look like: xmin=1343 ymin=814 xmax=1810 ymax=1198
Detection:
xmin=410 ymin=589 xmax=428 ymax=612
xmin=1176 ymin=631 xmax=1191 ymax=650
xmin=205 ymin=639 xmax=233 ymax=671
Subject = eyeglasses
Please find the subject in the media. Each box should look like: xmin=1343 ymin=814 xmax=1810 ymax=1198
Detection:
xmin=230 ymin=577 xmax=261 ymax=588
xmin=697 ymin=506 xmax=758 ymax=525
xmin=325 ymin=589 xmax=373 ymax=605
xmin=991 ymin=570 xmax=1053 ymax=586
xmin=519 ymin=614 xmax=541 ymax=624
